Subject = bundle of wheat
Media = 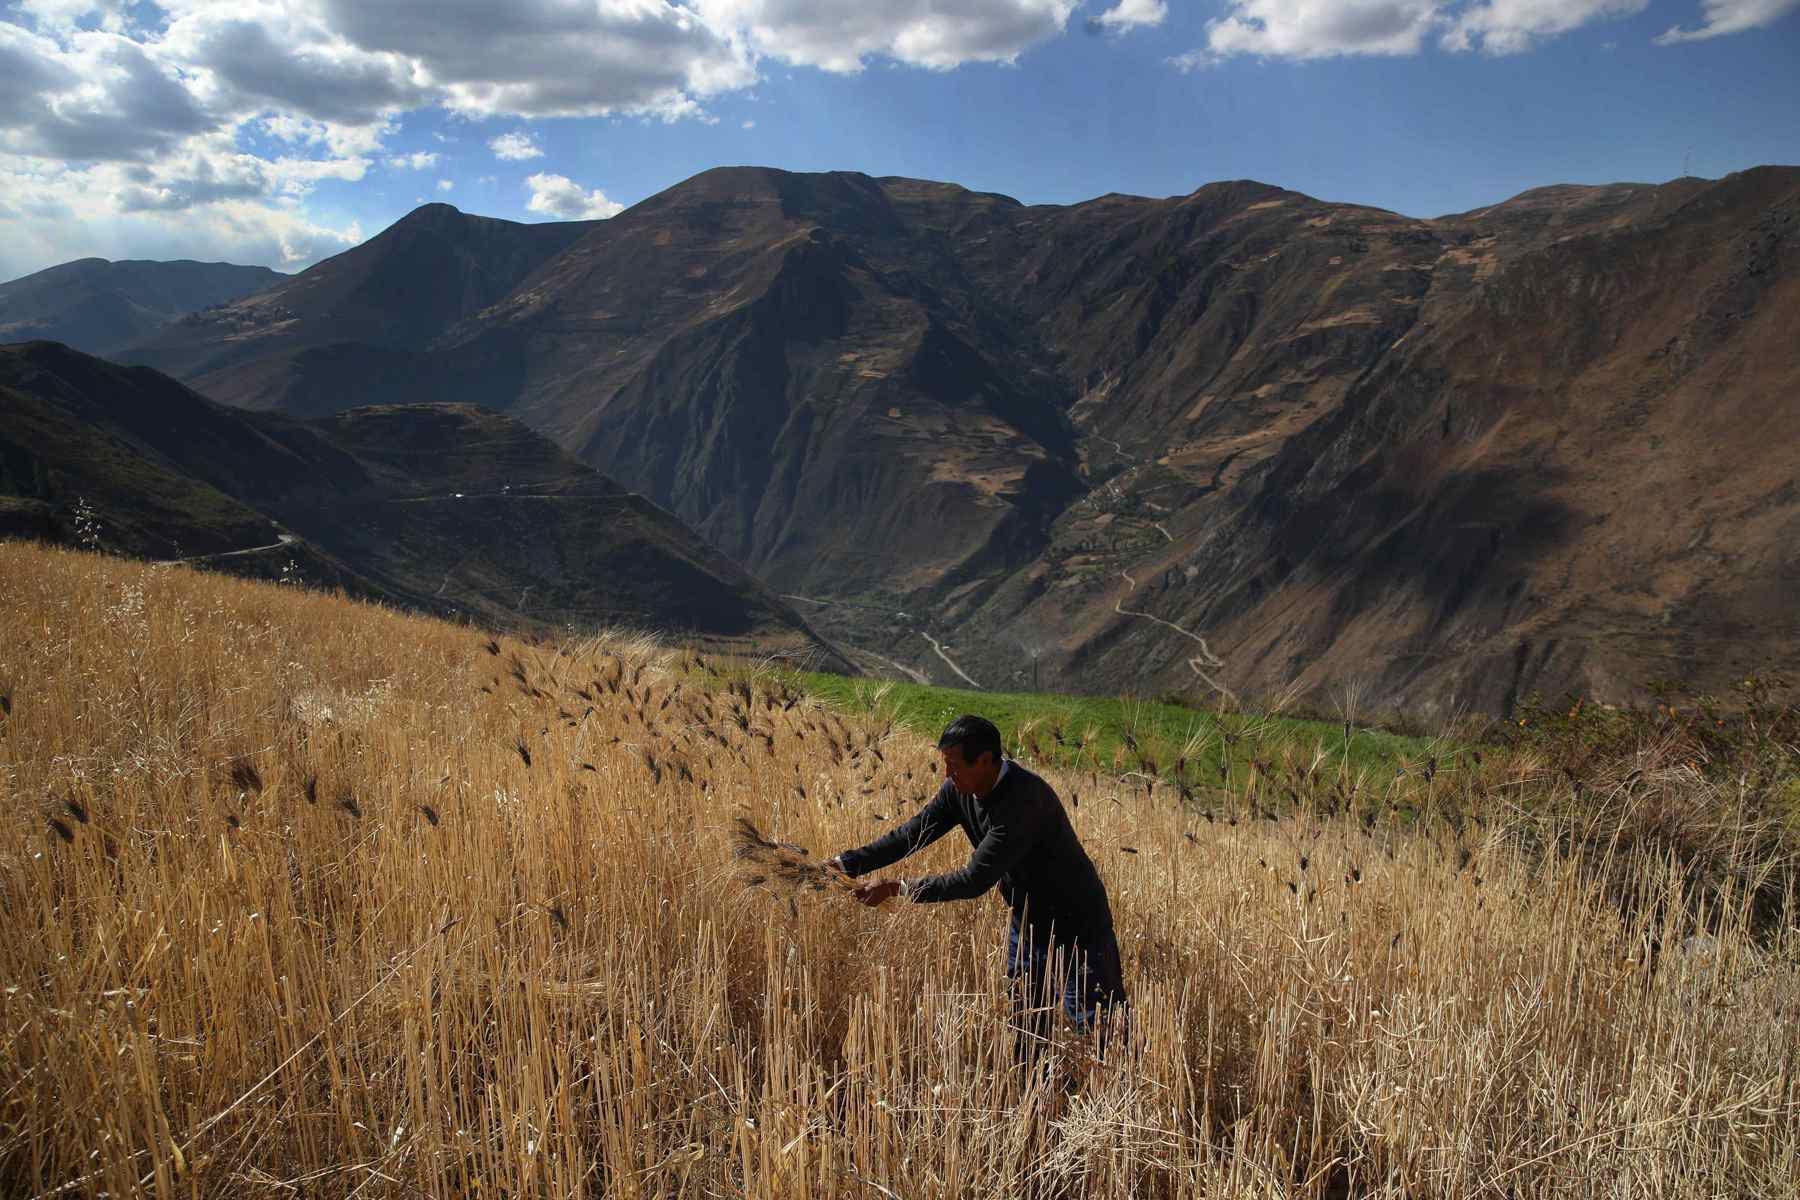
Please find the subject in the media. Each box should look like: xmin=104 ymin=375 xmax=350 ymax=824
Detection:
xmin=729 ymin=816 xmax=855 ymax=901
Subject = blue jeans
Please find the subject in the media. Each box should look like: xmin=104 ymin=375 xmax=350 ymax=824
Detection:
xmin=1005 ymin=919 xmax=1128 ymax=1065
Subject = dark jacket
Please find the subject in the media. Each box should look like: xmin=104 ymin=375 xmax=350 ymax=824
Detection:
xmin=837 ymin=762 xmax=1117 ymax=948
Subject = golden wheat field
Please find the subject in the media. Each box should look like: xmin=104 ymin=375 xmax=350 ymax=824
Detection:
xmin=1 ymin=541 xmax=1796 ymax=1199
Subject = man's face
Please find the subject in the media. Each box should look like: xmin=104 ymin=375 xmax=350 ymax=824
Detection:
xmin=940 ymin=744 xmax=1000 ymax=797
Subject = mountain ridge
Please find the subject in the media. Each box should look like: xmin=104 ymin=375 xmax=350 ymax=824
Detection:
xmin=118 ymin=204 xmax=591 ymax=406
xmin=98 ymin=164 xmax=1800 ymax=715
xmin=0 ymin=257 xmax=284 ymax=356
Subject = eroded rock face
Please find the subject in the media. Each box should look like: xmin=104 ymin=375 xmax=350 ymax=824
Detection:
xmin=112 ymin=167 xmax=1800 ymax=714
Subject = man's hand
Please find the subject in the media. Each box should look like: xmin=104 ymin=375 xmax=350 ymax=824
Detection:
xmin=824 ymin=856 xmax=905 ymax=906
xmin=852 ymin=879 xmax=902 ymax=908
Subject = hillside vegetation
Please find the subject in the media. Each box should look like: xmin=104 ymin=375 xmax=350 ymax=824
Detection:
xmin=1 ymin=543 xmax=1796 ymax=1198
xmin=787 ymin=671 xmax=1431 ymax=795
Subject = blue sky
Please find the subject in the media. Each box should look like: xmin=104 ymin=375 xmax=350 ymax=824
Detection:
xmin=0 ymin=0 xmax=1795 ymax=280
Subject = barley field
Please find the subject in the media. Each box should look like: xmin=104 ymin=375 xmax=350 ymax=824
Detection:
xmin=1 ymin=542 xmax=1795 ymax=1199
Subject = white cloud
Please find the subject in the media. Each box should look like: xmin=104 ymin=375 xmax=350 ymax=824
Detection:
xmin=11 ymin=1 xmax=140 ymax=35
xmin=436 ymin=177 xmax=453 ymax=191
xmin=320 ymin=0 xmax=753 ymax=120
xmin=1183 ymin=0 xmax=1664 ymax=61
xmin=0 ymin=151 xmax=362 ymax=278
xmin=1185 ymin=0 xmax=1444 ymax=61
xmin=259 ymin=113 xmax=393 ymax=158
xmin=111 ymin=140 xmax=369 ymax=211
xmin=524 ymin=172 xmax=624 ymax=220
xmin=1655 ymin=0 xmax=1800 ymax=42
xmin=742 ymin=118 xmax=756 ymax=128
xmin=0 ymin=25 xmax=214 ymax=161
xmin=488 ymin=130 xmax=543 ymax=160
xmin=158 ymin=9 xmax=427 ymax=126
xmin=1 ymin=1 xmax=1091 ymax=176
xmin=1443 ymin=0 xmax=1647 ymax=54
xmin=18 ymin=0 xmax=1089 ymax=131
xmin=0 ymin=4 xmax=391 ymax=278
xmin=1091 ymin=0 xmax=1168 ymax=32
xmin=386 ymin=150 xmax=439 ymax=169
xmin=694 ymin=0 xmax=1078 ymax=72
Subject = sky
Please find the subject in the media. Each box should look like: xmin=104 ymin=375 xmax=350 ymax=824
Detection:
xmin=0 ymin=0 xmax=1795 ymax=281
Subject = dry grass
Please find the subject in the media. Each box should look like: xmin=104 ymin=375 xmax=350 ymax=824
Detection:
xmin=1 ymin=541 xmax=1796 ymax=1199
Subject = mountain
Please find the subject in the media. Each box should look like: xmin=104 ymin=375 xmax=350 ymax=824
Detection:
xmin=898 ymin=167 xmax=1798 ymax=715
xmin=0 ymin=258 xmax=284 ymax=356
xmin=967 ymin=167 xmax=1800 ymax=716
xmin=121 ymin=204 xmax=591 ymax=414
xmin=0 ymin=340 xmax=849 ymax=665
xmin=115 ymin=166 xmax=1800 ymax=715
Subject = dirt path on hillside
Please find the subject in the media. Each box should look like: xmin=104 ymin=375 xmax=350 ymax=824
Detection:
xmin=919 ymin=631 xmax=982 ymax=689
xmin=782 ymin=593 xmax=966 ymax=687
xmin=778 ymin=593 xmax=900 ymax=616
xmin=1114 ymin=569 xmax=1236 ymax=704
xmin=156 ymin=532 xmax=297 ymax=566
xmin=385 ymin=491 xmax=627 ymax=503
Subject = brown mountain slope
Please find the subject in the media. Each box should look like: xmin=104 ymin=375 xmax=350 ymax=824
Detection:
xmin=0 ymin=341 xmax=849 ymax=665
xmin=123 ymin=166 xmax=1800 ymax=714
xmin=993 ymin=167 xmax=1800 ymax=715
xmin=441 ymin=168 xmax=1088 ymax=593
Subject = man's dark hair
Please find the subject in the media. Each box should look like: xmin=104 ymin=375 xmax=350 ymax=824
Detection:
xmin=938 ymin=714 xmax=1002 ymax=765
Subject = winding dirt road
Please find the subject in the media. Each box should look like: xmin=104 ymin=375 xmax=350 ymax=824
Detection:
xmin=780 ymin=592 xmax=974 ymax=688
xmin=1114 ymin=569 xmax=1236 ymax=704
xmin=155 ymin=532 xmax=297 ymax=566
xmin=919 ymin=631 xmax=982 ymax=689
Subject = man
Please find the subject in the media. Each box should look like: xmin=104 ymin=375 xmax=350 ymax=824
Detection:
xmin=828 ymin=714 xmax=1128 ymax=1066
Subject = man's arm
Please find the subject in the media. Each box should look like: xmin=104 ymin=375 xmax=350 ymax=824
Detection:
xmin=833 ymin=786 xmax=956 ymax=878
xmin=906 ymin=807 xmax=1041 ymax=903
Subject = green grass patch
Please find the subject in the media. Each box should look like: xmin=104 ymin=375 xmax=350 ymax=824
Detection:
xmin=783 ymin=671 xmax=1437 ymax=797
